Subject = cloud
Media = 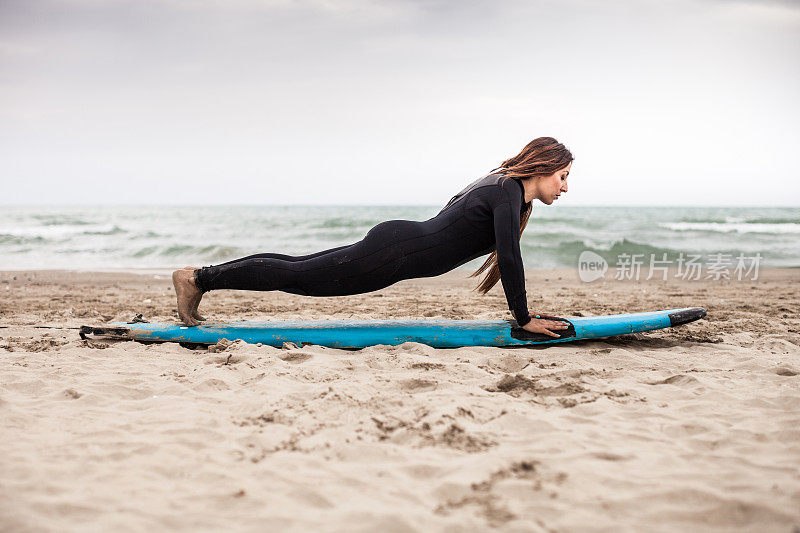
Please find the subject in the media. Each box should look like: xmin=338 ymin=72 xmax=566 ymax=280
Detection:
xmin=0 ymin=0 xmax=798 ymax=205
xmin=719 ymin=0 xmax=800 ymax=24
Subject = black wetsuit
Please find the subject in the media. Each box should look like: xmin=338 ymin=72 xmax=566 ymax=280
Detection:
xmin=194 ymin=173 xmax=533 ymax=326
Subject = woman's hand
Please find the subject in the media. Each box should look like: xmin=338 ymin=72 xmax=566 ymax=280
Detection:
xmin=521 ymin=314 xmax=571 ymax=338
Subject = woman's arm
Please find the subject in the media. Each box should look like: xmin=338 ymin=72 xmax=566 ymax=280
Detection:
xmin=492 ymin=181 xmax=571 ymax=337
xmin=492 ymin=178 xmax=530 ymax=327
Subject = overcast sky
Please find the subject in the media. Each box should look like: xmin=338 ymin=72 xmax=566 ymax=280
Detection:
xmin=1 ymin=0 xmax=798 ymax=206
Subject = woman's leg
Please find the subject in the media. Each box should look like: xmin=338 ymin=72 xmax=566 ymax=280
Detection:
xmin=193 ymin=220 xmax=422 ymax=296
xmin=180 ymin=245 xmax=353 ymax=323
xmin=174 ymin=219 xmax=429 ymax=325
xmin=209 ymin=245 xmax=351 ymax=268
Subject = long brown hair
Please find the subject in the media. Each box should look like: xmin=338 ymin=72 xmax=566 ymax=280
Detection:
xmin=471 ymin=137 xmax=574 ymax=293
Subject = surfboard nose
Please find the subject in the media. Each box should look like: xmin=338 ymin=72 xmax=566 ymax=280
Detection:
xmin=668 ymin=307 xmax=707 ymax=327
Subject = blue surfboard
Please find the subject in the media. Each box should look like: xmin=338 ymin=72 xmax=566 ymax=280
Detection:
xmin=80 ymin=307 xmax=705 ymax=348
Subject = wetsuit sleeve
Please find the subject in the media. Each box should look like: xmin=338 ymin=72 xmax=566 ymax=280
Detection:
xmin=492 ymin=179 xmax=531 ymax=327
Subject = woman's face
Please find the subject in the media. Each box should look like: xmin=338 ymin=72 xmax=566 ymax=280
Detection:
xmin=536 ymin=162 xmax=571 ymax=205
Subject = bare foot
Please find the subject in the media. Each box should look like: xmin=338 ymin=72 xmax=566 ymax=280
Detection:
xmin=183 ymin=267 xmax=206 ymax=321
xmin=172 ymin=269 xmax=200 ymax=326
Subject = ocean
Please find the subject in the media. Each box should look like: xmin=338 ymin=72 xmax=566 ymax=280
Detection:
xmin=1 ymin=205 xmax=798 ymax=272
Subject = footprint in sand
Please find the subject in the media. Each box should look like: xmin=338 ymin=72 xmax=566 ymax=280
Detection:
xmin=280 ymin=352 xmax=313 ymax=364
xmin=488 ymin=354 xmax=530 ymax=373
xmin=649 ymin=375 xmax=700 ymax=386
xmin=399 ymin=378 xmax=437 ymax=393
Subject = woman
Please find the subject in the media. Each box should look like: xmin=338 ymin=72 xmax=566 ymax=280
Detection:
xmin=172 ymin=137 xmax=572 ymax=338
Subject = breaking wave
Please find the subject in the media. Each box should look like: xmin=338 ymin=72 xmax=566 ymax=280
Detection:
xmin=1 ymin=205 xmax=798 ymax=270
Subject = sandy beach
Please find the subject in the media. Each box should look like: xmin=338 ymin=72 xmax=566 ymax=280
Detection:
xmin=1 ymin=268 xmax=799 ymax=532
